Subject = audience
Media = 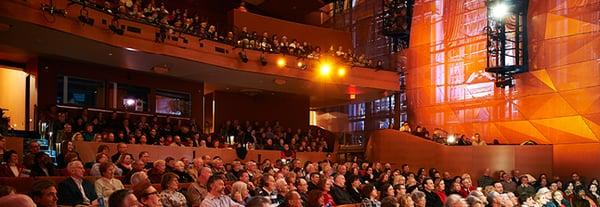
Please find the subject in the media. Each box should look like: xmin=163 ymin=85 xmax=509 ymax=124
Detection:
xmin=94 ymin=162 xmax=125 ymax=204
xmin=28 ymin=180 xmax=58 ymax=207
xmin=159 ymin=172 xmax=187 ymax=207
xmin=57 ymin=160 xmax=98 ymax=206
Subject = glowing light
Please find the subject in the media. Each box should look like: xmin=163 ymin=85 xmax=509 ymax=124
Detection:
xmin=297 ymin=61 xmax=304 ymax=67
xmin=447 ymin=135 xmax=456 ymax=144
xmin=350 ymin=94 xmax=356 ymax=99
xmin=337 ymin=67 xmax=347 ymax=77
xmin=490 ymin=2 xmax=510 ymax=19
xmin=276 ymin=58 xmax=286 ymax=68
xmin=319 ymin=63 xmax=332 ymax=76
xmin=125 ymin=99 xmax=136 ymax=106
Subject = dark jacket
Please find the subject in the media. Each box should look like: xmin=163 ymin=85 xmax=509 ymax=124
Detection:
xmin=425 ymin=190 xmax=443 ymax=207
xmin=347 ymin=186 xmax=362 ymax=203
xmin=57 ymin=177 xmax=98 ymax=206
xmin=330 ymin=184 xmax=355 ymax=204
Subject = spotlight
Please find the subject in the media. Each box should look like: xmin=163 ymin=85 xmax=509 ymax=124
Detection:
xmin=319 ymin=63 xmax=332 ymax=76
xmin=125 ymin=98 xmax=136 ymax=106
xmin=447 ymin=135 xmax=456 ymax=144
xmin=238 ymin=51 xmax=248 ymax=63
xmin=260 ymin=54 xmax=267 ymax=66
xmin=297 ymin=61 xmax=308 ymax=70
xmin=337 ymin=67 xmax=347 ymax=77
xmin=349 ymin=94 xmax=356 ymax=100
xmin=490 ymin=2 xmax=510 ymax=19
xmin=276 ymin=58 xmax=286 ymax=68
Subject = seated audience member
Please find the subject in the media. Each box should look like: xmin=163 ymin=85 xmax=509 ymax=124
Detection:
xmin=0 ymin=194 xmax=36 ymax=207
xmin=122 ymin=160 xmax=146 ymax=184
xmin=108 ymin=189 xmax=139 ymax=207
xmin=57 ymin=161 xmax=99 ymax=206
xmin=381 ymin=196 xmax=399 ymax=207
xmin=30 ymin=152 xmax=56 ymax=177
xmin=159 ymin=172 xmax=187 ymax=207
xmin=173 ymin=161 xmax=193 ymax=183
xmin=398 ymin=194 xmax=415 ymax=207
xmin=139 ymin=151 xmax=154 ymax=170
xmin=308 ymin=172 xmax=321 ymax=191
xmin=230 ymin=181 xmax=251 ymax=205
xmin=187 ymin=157 xmax=204 ymax=181
xmin=320 ymin=178 xmax=336 ymax=206
xmin=116 ymin=153 xmax=134 ymax=176
xmin=285 ymin=190 xmax=304 ymax=207
xmin=112 ymin=143 xmax=128 ymax=163
xmin=56 ymin=140 xmax=80 ymax=169
xmin=133 ymin=182 xmax=163 ymax=207
xmin=0 ymin=150 xmax=26 ymax=177
xmin=516 ymin=175 xmax=536 ymax=203
xmin=347 ymin=175 xmax=363 ymax=202
xmin=28 ymin=180 xmax=58 ymax=207
xmin=95 ymin=162 xmax=125 ymax=204
xmin=148 ymin=159 xmax=167 ymax=183
xmin=187 ymin=166 xmax=212 ymax=206
xmin=331 ymin=173 xmax=355 ymax=204
xmin=130 ymin=171 xmax=149 ymax=186
xmin=361 ymin=184 xmax=381 ymax=207
xmin=434 ymin=178 xmax=447 ymax=203
xmin=23 ymin=141 xmax=42 ymax=168
xmin=258 ymin=174 xmax=280 ymax=205
xmin=412 ymin=191 xmax=427 ymax=207
xmin=280 ymin=144 xmax=296 ymax=160
xmin=201 ymin=175 xmax=244 ymax=207
xmin=423 ymin=177 xmax=443 ymax=207
xmin=275 ymin=178 xmax=290 ymax=205
xmin=90 ymin=153 xmax=122 ymax=177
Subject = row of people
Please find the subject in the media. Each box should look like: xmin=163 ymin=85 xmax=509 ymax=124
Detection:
xmin=74 ymin=0 xmax=389 ymax=71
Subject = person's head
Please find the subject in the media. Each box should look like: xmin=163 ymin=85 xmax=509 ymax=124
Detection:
xmin=334 ymin=173 xmax=346 ymax=187
xmin=310 ymin=172 xmax=321 ymax=184
xmin=307 ymin=190 xmax=325 ymax=206
xmin=297 ymin=178 xmax=309 ymax=193
xmin=230 ymin=181 xmax=249 ymax=199
xmin=160 ymin=173 xmax=179 ymax=191
xmin=0 ymin=194 xmax=36 ymax=207
xmin=130 ymin=171 xmax=149 ymax=186
xmin=138 ymin=151 xmax=150 ymax=163
xmin=67 ymin=160 xmax=85 ymax=179
xmin=117 ymin=143 xmax=128 ymax=153
xmin=3 ymin=150 xmax=18 ymax=164
xmin=133 ymin=182 xmax=162 ymax=207
xmin=199 ymin=167 xmax=213 ymax=183
xmin=246 ymin=196 xmax=271 ymax=207
xmin=29 ymin=141 xmax=41 ymax=154
xmin=398 ymin=194 xmax=414 ymax=207
xmin=118 ymin=153 xmax=134 ymax=165
xmin=207 ymin=175 xmax=226 ymax=195
xmin=29 ymin=180 xmax=58 ymax=207
xmin=153 ymin=160 xmax=166 ymax=172
xmin=285 ymin=190 xmax=303 ymax=207
xmin=318 ymin=177 xmax=332 ymax=192
xmin=423 ymin=177 xmax=435 ymax=192
xmin=108 ymin=189 xmax=139 ymax=207
xmin=465 ymin=195 xmax=483 ymax=207
xmin=411 ymin=191 xmax=426 ymax=207
xmin=553 ymin=190 xmax=564 ymax=202
xmin=276 ymin=179 xmax=289 ymax=195
xmin=100 ymin=162 xmax=116 ymax=179
xmin=362 ymin=184 xmax=378 ymax=199
xmin=434 ymin=178 xmax=445 ymax=191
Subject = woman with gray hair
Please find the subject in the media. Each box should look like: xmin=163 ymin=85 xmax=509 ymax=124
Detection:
xmin=230 ymin=181 xmax=251 ymax=205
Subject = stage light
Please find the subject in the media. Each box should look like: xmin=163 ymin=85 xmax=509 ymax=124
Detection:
xmin=319 ymin=63 xmax=332 ymax=76
xmin=490 ymin=2 xmax=510 ymax=19
xmin=297 ymin=61 xmax=307 ymax=70
xmin=260 ymin=54 xmax=267 ymax=66
xmin=337 ymin=67 xmax=347 ymax=77
xmin=276 ymin=58 xmax=286 ymax=68
xmin=238 ymin=51 xmax=248 ymax=63
xmin=350 ymin=94 xmax=356 ymax=100
xmin=125 ymin=99 xmax=136 ymax=106
xmin=447 ymin=135 xmax=456 ymax=144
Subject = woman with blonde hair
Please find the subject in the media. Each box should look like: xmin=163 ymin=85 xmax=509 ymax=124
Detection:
xmin=230 ymin=181 xmax=251 ymax=205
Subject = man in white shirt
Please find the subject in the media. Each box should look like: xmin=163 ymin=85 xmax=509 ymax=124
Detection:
xmin=200 ymin=175 xmax=243 ymax=207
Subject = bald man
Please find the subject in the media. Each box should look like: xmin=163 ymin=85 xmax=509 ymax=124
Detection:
xmin=0 ymin=194 xmax=36 ymax=207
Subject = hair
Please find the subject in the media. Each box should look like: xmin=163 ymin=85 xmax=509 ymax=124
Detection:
xmin=398 ymin=194 xmax=413 ymax=207
xmin=0 ymin=185 xmax=15 ymax=197
xmin=160 ymin=172 xmax=179 ymax=190
xmin=130 ymin=171 xmax=148 ymax=186
xmin=99 ymin=162 xmax=114 ymax=176
xmin=246 ymin=196 xmax=271 ymax=207
xmin=307 ymin=190 xmax=324 ymax=207
xmin=230 ymin=181 xmax=248 ymax=198
xmin=108 ymin=189 xmax=133 ymax=207
xmin=382 ymin=196 xmax=399 ymax=207
xmin=362 ymin=184 xmax=376 ymax=198
xmin=466 ymin=195 xmax=484 ymax=207
xmin=132 ymin=181 xmax=152 ymax=201
xmin=153 ymin=159 xmax=166 ymax=168
xmin=446 ymin=194 xmax=465 ymax=207
xmin=118 ymin=153 xmax=133 ymax=164
xmin=3 ymin=150 xmax=17 ymax=163
xmin=207 ymin=174 xmax=224 ymax=190
xmin=259 ymin=174 xmax=273 ymax=188
xmin=410 ymin=191 xmax=425 ymax=202
xmin=138 ymin=151 xmax=149 ymax=159
xmin=95 ymin=153 xmax=107 ymax=163
xmin=97 ymin=144 xmax=109 ymax=154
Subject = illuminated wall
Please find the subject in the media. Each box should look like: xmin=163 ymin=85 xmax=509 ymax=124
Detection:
xmin=406 ymin=0 xmax=600 ymax=144
xmin=0 ymin=67 xmax=28 ymax=130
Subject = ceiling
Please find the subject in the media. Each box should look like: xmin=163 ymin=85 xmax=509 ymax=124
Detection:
xmin=242 ymin=0 xmax=327 ymax=22
xmin=0 ymin=16 xmax=392 ymax=108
